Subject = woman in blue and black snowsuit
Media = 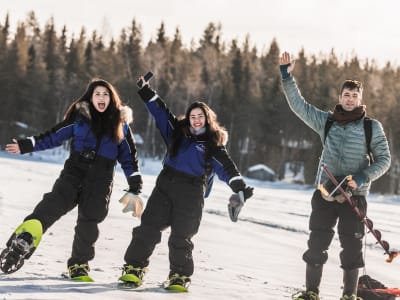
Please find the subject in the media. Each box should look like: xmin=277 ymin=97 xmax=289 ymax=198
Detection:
xmin=3 ymin=79 xmax=143 ymax=279
xmin=119 ymin=75 xmax=254 ymax=289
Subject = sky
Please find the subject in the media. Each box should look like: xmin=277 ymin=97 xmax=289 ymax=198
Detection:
xmin=1 ymin=0 xmax=400 ymax=67
xmin=0 ymin=152 xmax=399 ymax=299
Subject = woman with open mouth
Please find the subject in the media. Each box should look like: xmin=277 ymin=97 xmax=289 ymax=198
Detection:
xmin=2 ymin=78 xmax=143 ymax=282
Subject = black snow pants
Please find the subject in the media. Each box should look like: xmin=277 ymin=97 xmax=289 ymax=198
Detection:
xmin=24 ymin=153 xmax=115 ymax=266
xmin=124 ymin=166 xmax=205 ymax=277
xmin=302 ymin=189 xmax=367 ymax=270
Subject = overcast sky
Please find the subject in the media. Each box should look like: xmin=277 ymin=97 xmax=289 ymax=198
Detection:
xmin=2 ymin=0 xmax=399 ymax=66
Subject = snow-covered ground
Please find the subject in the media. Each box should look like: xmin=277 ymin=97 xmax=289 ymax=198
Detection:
xmin=0 ymin=152 xmax=399 ymax=299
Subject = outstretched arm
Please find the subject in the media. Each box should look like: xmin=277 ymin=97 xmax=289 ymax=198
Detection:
xmin=279 ymin=51 xmax=328 ymax=135
xmin=137 ymin=74 xmax=179 ymax=145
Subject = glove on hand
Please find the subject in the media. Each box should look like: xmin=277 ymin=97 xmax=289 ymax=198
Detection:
xmin=279 ymin=63 xmax=291 ymax=80
xmin=119 ymin=192 xmax=144 ymax=218
xmin=229 ymin=179 xmax=254 ymax=201
xmin=128 ymin=174 xmax=143 ymax=195
xmin=322 ymin=175 xmax=348 ymax=197
xmin=353 ymin=172 xmax=368 ymax=187
xmin=229 ymin=179 xmax=246 ymax=193
xmin=243 ymin=186 xmax=254 ymax=201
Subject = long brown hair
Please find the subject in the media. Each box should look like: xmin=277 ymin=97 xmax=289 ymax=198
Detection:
xmin=169 ymin=101 xmax=228 ymax=159
xmin=64 ymin=78 xmax=125 ymax=142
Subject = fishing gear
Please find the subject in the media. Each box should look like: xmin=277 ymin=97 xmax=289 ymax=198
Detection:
xmin=320 ymin=163 xmax=398 ymax=263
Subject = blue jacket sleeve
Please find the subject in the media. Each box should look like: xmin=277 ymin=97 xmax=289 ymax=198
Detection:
xmin=211 ymin=145 xmax=242 ymax=185
xmin=144 ymin=97 xmax=178 ymax=146
xmin=17 ymin=118 xmax=74 ymax=154
xmin=117 ymin=124 xmax=140 ymax=179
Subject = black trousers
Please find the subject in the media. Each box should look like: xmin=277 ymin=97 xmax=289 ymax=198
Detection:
xmin=124 ymin=166 xmax=205 ymax=277
xmin=24 ymin=153 xmax=115 ymax=266
xmin=302 ymin=190 xmax=367 ymax=269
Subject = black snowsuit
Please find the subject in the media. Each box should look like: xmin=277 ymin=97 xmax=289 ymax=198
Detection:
xmin=124 ymin=86 xmax=245 ymax=277
xmin=16 ymin=103 xmax=140 ymax=266
xmin=26 ymin=153 xmax=116 ymax=265
xmin=124 ymin=166 xmax=205 ymax=276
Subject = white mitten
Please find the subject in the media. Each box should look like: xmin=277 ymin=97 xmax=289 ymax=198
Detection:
xmin=119 ymin=192 xmax=144 ymax=218
xmin=227 ymin=191 xmax=245 ymax=222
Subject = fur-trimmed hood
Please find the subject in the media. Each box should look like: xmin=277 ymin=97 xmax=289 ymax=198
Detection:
xmin=75 ymin=101 xmax=133 ymax=124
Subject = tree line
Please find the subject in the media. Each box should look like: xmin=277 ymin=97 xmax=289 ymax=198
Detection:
xmin=1 ymin=12 xmax=399 ymax=194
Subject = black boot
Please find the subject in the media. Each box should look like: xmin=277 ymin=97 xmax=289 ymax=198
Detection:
xmin=342 ymin=268 xmax=359 ymax=297
xmin=306 ymin=264 xmax=323 ymax=294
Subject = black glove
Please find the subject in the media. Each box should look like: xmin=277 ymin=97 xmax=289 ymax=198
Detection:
xmin=243 ymin=186 xmax=254 ymax=201
xmin=229 ymin=179 xmax=254 ymax=201
xmin=322 ymin=175 xmax=349 ymax=196
xmin=17 ymin=139 xmax=34 ymax=154
xmin=127 ymin=174 xmax=143 ymax=195
xmin=280 ymin=63 xmax=291 ymax=80
xmin=137 ymin=84 xmax=156 ymax=102
xmin=352 ymin=172 xmax=368 ymax=187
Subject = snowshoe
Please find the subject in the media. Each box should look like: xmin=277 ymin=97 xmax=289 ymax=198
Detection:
xmin=118 ymin=264 xmax=146 ymax=289
xmin=292 ymin=290 xmax=320 ymax=300
xmin=340 ymin=295 xmax=362 ymax=300
xmin=163 ymin=273 xmax=191 ymax=292
xmin=66 ymin=263 xmax=94 ymax=282
xmin=0 ymin=219 xmax=43 ymax=274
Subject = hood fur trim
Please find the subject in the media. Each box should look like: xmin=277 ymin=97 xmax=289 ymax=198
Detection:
xmin=75 ymin=102 xmax=133 ymax=124
xmin=120 ymin=105 xmax=133 ymax=124
xmin=221 ymin=131 xmax=228 ymax=146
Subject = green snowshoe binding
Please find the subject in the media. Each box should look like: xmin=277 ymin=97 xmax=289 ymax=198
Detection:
xmin=0 ymin=219 xmax=43 ymax=274
xmin=163 ymin=273 xmax=191 ymax=292
xmin=292 ymin=290 xmax=320 ymax=300
xmin=118 ymin=264 xmax=146 ymax=289
xmin=66 ymin=263 xmax=94 ymax=282
xmin=340 ymin=295 xmax=362 ymax=300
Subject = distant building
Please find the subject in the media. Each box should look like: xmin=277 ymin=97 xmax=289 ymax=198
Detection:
xmin=246 ymin=164 xmax=276 ymax=181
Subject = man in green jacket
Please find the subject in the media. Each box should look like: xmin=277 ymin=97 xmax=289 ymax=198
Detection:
xmin=279 ymin=52 xmax=391 ymax=300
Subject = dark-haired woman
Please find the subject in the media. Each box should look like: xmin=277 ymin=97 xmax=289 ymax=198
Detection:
xmin=119 ymin=76 xmax=253 ymax=290
xmin=3 ymin=78 xmax=142 ymax=280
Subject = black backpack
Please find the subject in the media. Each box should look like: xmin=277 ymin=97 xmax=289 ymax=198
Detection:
xmin=324 ymin=115 xmax=374 ymax=162
xmin=357 ymin=275 xmax=396 ymax=300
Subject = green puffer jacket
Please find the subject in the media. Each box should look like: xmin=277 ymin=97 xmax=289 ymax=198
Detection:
xmin=282 ymin=75 xmax=391 ymax=196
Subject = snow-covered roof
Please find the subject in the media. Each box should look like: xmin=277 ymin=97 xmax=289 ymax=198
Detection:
xmin=247 ymin=163 xmax=275 ymax=175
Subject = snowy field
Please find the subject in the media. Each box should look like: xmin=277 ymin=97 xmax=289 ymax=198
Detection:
xmin=0 ymin=152 xmax=399 ymax=300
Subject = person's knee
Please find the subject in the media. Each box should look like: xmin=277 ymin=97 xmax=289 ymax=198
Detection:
xmin=303 ymin=249 xmax=328 ymax=265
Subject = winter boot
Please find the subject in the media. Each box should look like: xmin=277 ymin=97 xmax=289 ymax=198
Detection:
xmin=340 ymin=295 xmax=362 ymax=300
xmin=118 ymin=264 xmax=146 ymax=287
xmin=342 ymin=268 xmax=359 ymax=297
xmin=306 ymin=264 xmax=323 ymax=294
xmin=164 ymin=273 xmax=191 ymax=292
xmin=292 ymin=290 xmax=320 ymax=300
xmin=67 ymin=263 xmax=93 ymax=282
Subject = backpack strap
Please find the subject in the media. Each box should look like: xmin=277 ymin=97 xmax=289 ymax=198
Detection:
xmin=324 ymin=115 xmax=374 ymax=163
xmin=323 ymin=113 xmax=334 ymax=143
xmin=364 ymin=117 xmax=374 ymax=163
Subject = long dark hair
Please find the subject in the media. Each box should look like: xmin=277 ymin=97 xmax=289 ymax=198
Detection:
xmin=64 ymin=78 xmax=124 ymax=142
xmin=169 ymin=101 xmax=228 ymax=160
